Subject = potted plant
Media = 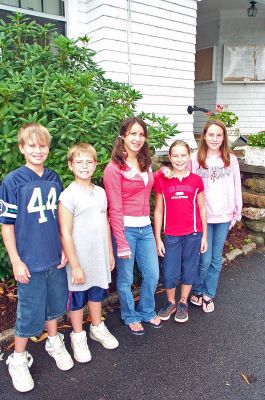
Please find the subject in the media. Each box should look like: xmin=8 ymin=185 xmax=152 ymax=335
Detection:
xmin=208 ymin=104 xmax=239 ymax=145
xmin=245 ymin=131 xmax=265 ymax=167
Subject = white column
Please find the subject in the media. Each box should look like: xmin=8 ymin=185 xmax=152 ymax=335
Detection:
xmin=64 ymin=0 xmax=80 ymax=39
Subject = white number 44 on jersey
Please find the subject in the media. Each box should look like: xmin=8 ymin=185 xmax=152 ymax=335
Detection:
xmin=27 ymin=187 xmax=57 ymax=223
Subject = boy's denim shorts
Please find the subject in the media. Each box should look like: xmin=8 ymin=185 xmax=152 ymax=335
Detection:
xmin=162 ymin=232 xmax=202 ymax=288
xmin=67 ymin=286 xmax=108 ymax=311
xmin=15 ymin=267 xmax=68 ymax=338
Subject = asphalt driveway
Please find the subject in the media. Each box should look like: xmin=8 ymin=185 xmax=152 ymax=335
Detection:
xmin=0 ymin=250 xmax=265 ymax=400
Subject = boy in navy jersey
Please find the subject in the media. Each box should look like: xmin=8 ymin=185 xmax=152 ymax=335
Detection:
xmin=0 ymin=123 xmax=73 ymax=393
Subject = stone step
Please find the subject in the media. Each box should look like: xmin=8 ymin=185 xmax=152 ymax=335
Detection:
xmin=233 ymin=148 xmax=245 ymax=158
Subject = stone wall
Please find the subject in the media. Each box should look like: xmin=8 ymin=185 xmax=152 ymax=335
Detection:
xmin=241 ymin=162 xmax=265 ymax=247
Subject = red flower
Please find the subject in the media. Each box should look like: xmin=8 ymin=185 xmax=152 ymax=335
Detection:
xmin=215 ymin=104 xmax=224 ymax=112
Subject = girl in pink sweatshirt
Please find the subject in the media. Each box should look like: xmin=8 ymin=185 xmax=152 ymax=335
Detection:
xmin=103 ymin=117 xmax=161 ymax=334
xmin=190 ymin=120 xmax=242 ymax=313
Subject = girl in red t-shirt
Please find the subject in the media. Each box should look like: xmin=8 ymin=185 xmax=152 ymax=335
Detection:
xmin=154 ymin=140 xmax=207 ymax=323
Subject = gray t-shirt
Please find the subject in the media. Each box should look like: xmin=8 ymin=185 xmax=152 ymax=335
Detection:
xmin=59 ymin=182 xmax=111 ymax=291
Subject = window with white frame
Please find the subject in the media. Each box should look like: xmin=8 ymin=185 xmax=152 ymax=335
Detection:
xmin=0 ymin=0 xmax=65 ymax=34
xmin=0 ymin=0 xmax=64 ymax=16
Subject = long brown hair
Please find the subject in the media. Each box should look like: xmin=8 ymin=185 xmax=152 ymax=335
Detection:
xmin=111 ymin=117 xmax=152 ymax=171
xmin=197 ymin=120 xmax=231 ymax=169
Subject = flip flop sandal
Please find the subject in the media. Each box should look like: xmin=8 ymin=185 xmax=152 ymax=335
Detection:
xmin=190 ymin=293 xmax=203 ymax=306
xmin=146 ymin=317 xmax=163 ymax=329
xmin=127 ymin=322 xmax=145 ymax=335
xmin=202 ymin=298 xmax=215 ymax=313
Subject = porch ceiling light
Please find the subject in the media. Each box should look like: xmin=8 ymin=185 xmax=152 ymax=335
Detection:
xmin=247 ymin=1 xmax=258 ymax=17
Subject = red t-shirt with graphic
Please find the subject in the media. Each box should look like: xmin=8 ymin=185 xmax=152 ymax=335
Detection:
xmin=154 ymin=169 xmax=204 ymax=236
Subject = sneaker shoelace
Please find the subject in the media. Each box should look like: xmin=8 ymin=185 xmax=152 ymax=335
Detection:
xmin=178 ymin=303 xmax=188 ymax=315
xmin=52 ymin=335 xmax=70 ymax=359
xmin=56 ymin=343 xmax=69 ymax=358
xmin=20 ymin=357 xmax=33 ymax=374
xmin=97 ymin=324 xmax=110 ymax=336
xmin=161 ymin=302 xmax=174 ymax=312
xmin=74 ymin=336 xmax=89 ymax=351
xmin=94 ymin=323 xmax=113 ymax=340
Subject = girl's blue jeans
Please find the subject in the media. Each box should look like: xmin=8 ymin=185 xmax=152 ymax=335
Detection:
xmin=192 ymin=221 xmax=230 ymax=299
xmin=113 ymin=225 xmax=159 ymax=325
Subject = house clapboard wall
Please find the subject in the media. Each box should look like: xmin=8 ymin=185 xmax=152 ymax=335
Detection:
xmin=66 ymin=0 xmax=198 ymax=150
xmin=194 ymin=9 xmax=265 ymax=135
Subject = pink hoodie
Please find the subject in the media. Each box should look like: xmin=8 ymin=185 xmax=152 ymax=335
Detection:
xmin=103 ymin=160 xmax=153 ymax=257
xmin=190 ymin=152 xmax=242 ymax=224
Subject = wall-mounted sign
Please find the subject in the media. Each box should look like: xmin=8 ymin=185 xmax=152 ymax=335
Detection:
xmin=223 ymin=45 xmax=265 ymax=83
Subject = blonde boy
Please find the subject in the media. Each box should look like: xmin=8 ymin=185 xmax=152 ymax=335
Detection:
xmin=58 ymin=143 xmax=118 ymax=363
xmin=0 ymin=123 xmax=73 ymax=393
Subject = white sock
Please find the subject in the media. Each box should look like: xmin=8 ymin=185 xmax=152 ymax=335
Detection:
xmin=72 ymin=330 xmax=85 ymax=338
xmin=91 ymin=321 xmax=103 ymax=328
xmin=14 ymin=351 xmax=26 ymax=358
xmin=48 ymin=335 xmax=58 ymax=345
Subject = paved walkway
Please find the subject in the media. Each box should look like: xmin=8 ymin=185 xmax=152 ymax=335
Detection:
xmin=0 ymin=250 xmax=265 ymax=400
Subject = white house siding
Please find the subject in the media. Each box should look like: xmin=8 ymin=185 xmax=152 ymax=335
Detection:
xmin=194 ymin=16 xmax=219 ymax=134
xmin=194 ymin=9 xmax=265 ymax=135
xmin=65 ymin=0 xmax=199 ymax=150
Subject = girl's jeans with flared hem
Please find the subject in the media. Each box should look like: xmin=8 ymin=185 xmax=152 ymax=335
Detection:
xmin=113 ymin=225 xmax=159 ymax=325
xmin=192 ymin=221 xmax=230 ymax=299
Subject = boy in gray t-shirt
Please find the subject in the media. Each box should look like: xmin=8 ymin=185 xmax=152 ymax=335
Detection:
xmin=59 ymin=143 xmax=119 ymax=363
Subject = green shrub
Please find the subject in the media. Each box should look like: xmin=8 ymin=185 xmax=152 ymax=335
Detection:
xmin=0 ymin=13 xmax=179 ymax=279
xmin=248 ymin=131 xmax=265 ymax=148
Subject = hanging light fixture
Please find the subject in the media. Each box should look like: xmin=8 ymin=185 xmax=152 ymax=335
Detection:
xmin=247 ymin=1 xmax=258 ymax=17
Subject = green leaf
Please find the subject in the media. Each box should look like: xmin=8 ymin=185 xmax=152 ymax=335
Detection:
xmin=0 ymin=12 xmax=179 ymax=279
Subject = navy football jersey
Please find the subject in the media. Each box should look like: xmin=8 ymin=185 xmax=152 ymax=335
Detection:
xmin=0 ymin=166 xmax=63 ymax=272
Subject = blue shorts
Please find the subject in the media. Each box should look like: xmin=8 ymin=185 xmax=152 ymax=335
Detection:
xmin=162 ymin=232 xmax=202 ymax=288
xmin=15 ymin=267 xmax=68 ymax=338
xmin=67 ymin=286 xmax=108 ymax=311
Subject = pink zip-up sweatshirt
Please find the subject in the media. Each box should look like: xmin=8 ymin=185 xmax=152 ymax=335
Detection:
xmin=190 ymin=152 xmax=242 ymax=224
xmin=103 ymin=160 xmax=154 ymax=256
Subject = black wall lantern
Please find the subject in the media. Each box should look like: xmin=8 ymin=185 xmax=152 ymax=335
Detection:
xmin=247 ymin=1 xmax=258 ymax=17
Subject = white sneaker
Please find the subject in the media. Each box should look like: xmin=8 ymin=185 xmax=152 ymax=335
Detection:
xmin=89 ymin=322 xmax=119 ymax=350
xmin=70 ymin=330 xmax=92 ymax=363
xmin=45 ymin=333 xmax=74 ymax=371
xmin=6 ymin=351 xmax=34 ymax=392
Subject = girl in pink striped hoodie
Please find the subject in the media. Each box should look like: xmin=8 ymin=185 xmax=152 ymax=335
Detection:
xmin=190 ymin=120 xmax=242 ymax=313
xmin=103 ymin=117 xmax=161 ymax=334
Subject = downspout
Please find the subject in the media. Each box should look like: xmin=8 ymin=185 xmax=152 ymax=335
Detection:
xmin=126 ymin=0 xmax=132 ymax=85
